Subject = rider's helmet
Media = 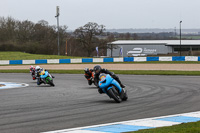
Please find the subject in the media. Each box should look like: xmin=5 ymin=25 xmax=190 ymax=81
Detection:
xmin=30 ymin=66 xmax=34 ymax=71
xmin=35 ymin=66 xmax=41 ymax=71
xmin=84 ymin=68 xmax=89 ymax=72
xmin=93 ymin=65 xmax=101 ymax=74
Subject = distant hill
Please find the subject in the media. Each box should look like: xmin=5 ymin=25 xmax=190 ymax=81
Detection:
xmin=106 ymin=28 xmax=200 ymax=34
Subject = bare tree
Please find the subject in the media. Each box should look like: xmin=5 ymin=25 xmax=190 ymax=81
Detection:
xmin=133 ymin=33 xmax=139 ymax=40
xmin=125 ymin=32 xmax=131 ymax=40
xmin=74 ymin=22 xmax=105 ymax=57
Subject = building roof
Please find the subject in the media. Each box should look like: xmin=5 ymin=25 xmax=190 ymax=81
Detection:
xmin=110 ymin=40 xmax=200 ymax=46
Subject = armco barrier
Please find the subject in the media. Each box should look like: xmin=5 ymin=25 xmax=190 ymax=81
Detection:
xmin=0 ymin=56 xmax=199 ymax=65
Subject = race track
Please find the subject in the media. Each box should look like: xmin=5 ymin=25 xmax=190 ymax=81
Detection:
xmin=0 ymin=73 xmax=200 ymax=133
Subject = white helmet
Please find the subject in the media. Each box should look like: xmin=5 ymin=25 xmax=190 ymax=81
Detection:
xmin=35 ymin=66 xmax=40 ymax=71
xmin=84 ymin=67 xmax=89 ymax=72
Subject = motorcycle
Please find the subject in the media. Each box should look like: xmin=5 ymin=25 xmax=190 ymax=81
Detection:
xmin=84 ymin=69 xmax=98 ymax=87
xmin=98 ymin=73 xmax=128 ymax=103
xmin=39 ymin=69 xmax=55 ymax=86
xmin=30 ymin=66 xmax=36 ymax=80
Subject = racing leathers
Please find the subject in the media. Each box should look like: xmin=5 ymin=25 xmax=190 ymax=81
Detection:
xmin=84 ymin=68 xmax=93 ymax=85
xmin=94 ymin=68 xmax=125 ymax=93
xmin=36 ymin=68 xmax=45 ymax=85
xmin=29 ymin=66 xmax=36 ymax=80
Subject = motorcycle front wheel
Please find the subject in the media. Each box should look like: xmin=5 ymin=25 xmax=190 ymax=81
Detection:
xmin=107 ymin=87 xmax=121 ymax=103
xmin=47 ymin=78 xmax=55 ymax=86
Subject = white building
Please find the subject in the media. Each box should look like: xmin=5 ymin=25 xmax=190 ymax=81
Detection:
xmin=107 ymin=40 xmax=200 ymax=57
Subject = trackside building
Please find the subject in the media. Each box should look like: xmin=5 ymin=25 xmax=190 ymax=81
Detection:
xmin=107 ymin=40 xmax=200 ymax=57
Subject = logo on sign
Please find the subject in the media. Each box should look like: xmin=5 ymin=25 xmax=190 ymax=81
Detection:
xmin=127 ymin=47 xmax=157 ymax=56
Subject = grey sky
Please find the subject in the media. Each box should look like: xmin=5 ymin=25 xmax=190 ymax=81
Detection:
xmin=0 ymin=0 xmax=200 ymax=30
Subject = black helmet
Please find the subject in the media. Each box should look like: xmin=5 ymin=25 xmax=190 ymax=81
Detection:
xmin=93 ymin=65 xmax=101 ymax=74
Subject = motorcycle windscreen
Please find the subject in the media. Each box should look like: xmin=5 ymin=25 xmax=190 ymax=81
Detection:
xmin=99 ymin=74 xmax=113 ymax=92
xmin=40 ymin=71 xmax=49 ymax=79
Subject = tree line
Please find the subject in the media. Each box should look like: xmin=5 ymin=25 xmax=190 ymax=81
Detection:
xmin=0 ymin=17 xmax=178 ymax=57
xmin=0 ymin=17 xmax=68 ymax=55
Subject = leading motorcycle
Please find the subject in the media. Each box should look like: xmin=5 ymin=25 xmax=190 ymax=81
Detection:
xmin=98 ymin=73 xmax=128 ymax=103
xmin=39 ymin=70 xmax=55 ymax=86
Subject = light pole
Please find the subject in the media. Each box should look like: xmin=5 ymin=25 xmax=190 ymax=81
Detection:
xmin=180 ymin=21 xmax=182 ymax=56
xmin=55 ymin=6 xmax=60 ymax=55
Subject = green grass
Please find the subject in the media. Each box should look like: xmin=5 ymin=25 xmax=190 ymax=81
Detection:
xmin=0 ymin=52 xmax=82 ymax=60
xmin=1 ymin=69 xmax=200 ymax=76
xmin=127 ymin=121 xmax=200 ymax=133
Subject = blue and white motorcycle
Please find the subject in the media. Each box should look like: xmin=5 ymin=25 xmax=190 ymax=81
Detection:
xmin=98 ymin=73 xmax=128 ymax=103
xmin=39 ymin=69 xmax=55 ymax=86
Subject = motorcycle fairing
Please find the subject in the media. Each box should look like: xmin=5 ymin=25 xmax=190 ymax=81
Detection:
xmin=40 ymin=71 xmax=49 ymax=79
xmin=99 ymin=74 xmax=122 ymax=93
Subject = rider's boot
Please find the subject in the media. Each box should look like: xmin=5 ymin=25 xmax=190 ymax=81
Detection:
xmin=120 ymin=83 xmax=126 ymax=88
xmin=120 ymin=88 xmax=126 ymax=99
xmin=88 ymin=80 xmax=92 ymax=85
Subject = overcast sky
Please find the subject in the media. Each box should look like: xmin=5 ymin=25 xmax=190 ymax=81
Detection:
xmin=0 ymin=0 xmax=200 ymax=30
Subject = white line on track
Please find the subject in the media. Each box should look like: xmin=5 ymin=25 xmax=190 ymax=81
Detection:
xmin=42 ymin=111 xmax=200 ymax=133
xmin=0 ymin=82 xmax=29 ymax=89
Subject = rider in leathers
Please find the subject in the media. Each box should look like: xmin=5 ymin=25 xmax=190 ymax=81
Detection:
xmin=84 ymin=68 xmax=93 ymax=85
xmin=35 ymin=66 xmax=54 ymax=85
xmin=93 ymin=65 xmax=125 ymax=93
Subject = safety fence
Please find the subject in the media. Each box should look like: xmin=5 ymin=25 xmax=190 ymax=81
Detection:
xmin=0 ymin=56 xmax=200 ymax=65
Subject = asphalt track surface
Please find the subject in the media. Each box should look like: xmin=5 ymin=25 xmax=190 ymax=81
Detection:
xmin=0 ymin=73 xmax=200 ymax=133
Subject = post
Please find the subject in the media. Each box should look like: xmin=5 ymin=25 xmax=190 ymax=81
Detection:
xmin=174 ymin=27 xmax=176 ymax=36
xmin=180 ymin=21 xmax=182 ymax=56
xmin=122 ymin=46 xmax=124 ymax=57
xmin=65 ymin=40 xmax=67 ymax=56
xmin=55 ymin=6 xmax=60 ymax=55
xmin=120 ymin=46 xmax=123 ymax=57
xmin=111 ymin=44 xmax=113 ymax=57
xmin=70 ymin=43 xmax=71 ymax=56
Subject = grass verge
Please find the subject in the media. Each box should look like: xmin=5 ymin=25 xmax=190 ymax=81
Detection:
xmin=0 ymin=52 xmax=83 ymax=60
xmin=127 ymin=121 xmax=200 ymax=133
xmin=1 ymin=69 xmax=200 ymax=75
